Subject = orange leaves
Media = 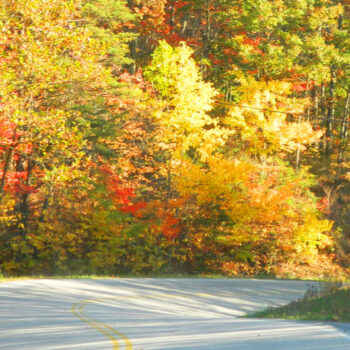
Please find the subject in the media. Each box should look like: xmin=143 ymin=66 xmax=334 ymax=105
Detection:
xmin=119 ymin=69 xmax=146 ymax=87
xmin=246 ymin=167 xmax=295 ymax=223
xmin=291 ymin=81 xmax=315 ymax=92
xmin=173 ymin=1 xmax=189 ymax=10
xmin=121 ymin=201 xmax=146 ymax=216
xmin=173 ymin=146 xmax=333 ymax=273
xmin=221 ymin=261 xmax=255 ymax=276
xmin=242 ymin=36 xmax=262 ymax=47
xmin=317 ymin=197 xmax=330 ymax=215
xmin=0 ymin=0 xmax=344 ymax=278
xmin=161 ymin=214 xmax=180 ymax=240
xmin=94 ymin=162 xmax=146 ymax=217
xmin=142 ymin=199 xmax=184 ymax=241
xmin=132 ymin=1 xmax=167 ymax=34
xmin=222 ymin=47 xmax=238 ymax=56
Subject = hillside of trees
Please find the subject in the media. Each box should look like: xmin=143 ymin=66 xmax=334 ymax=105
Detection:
xmin=0 ymin=0 xmax=350 ymax=279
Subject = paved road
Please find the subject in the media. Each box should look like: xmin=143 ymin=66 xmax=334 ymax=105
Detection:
xmin=0 ymin=278 xmax=349 ymax=349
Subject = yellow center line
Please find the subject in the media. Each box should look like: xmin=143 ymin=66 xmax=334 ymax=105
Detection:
xmin=71 ymin=302 xmax=120 ymax=349
xmin=71 ymin=292 xmax=230 ymax=350
xmin=71 ymin=299 xmax=132 ymax=350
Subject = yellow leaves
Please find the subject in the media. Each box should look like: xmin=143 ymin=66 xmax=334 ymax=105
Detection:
xmin=293 ymin=213 xmax=333 ymax=258
xmin=277 ymin=121 xmax=323 ymax=152
xmin=175 ymin=156 xmax=257 ymax=232
xmin=1 ymin=0 xmax=111 ymax=100
xmin=43 ymin=163 xmax=84 ymax=187
xmin=146 ymin=41 xmax=230 ymax=160
xmin=176 ymin=156 xmax=250 ymax=201
xmin=0 ymin=194 xmax=17 ymax=229
xmin=226 ymin=78 xmax=322 ymax=155
xmin=173 ymin=147 xmax=333 ymax=268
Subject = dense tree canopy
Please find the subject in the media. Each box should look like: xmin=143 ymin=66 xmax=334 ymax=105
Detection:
xmin=0 ymin=0 xmax=349 ymax=279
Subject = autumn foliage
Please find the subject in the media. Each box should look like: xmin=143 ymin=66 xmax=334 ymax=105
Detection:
xmin=0 ymin=0 xmax=349 ymax=279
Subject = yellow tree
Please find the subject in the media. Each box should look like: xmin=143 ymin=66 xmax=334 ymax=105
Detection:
xmin=0 ymin=0 xmax=115 ymax=241
xmin=145 ymin=43 xmax=336 ymax=276
xmin=145 ymin=40 xmax=229 ymax=160
xmin=224 ymin=78 xmax=322 ymax=159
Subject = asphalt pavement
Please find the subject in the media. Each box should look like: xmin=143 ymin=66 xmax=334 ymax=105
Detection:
xmin=0 ymin=278 xmax=349 ymax=349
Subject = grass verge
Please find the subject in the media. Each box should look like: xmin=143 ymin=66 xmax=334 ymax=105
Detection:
xmin=248 ymin=286 xmax=350 ymax=322
xmin=0 ymin=273 xmax=237 ymax=282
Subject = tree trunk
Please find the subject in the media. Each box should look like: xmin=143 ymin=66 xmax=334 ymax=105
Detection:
xmin=126 ymin=0 xmax=137 ymax=73
xmin=337 ymin=87 xmax=350 ymax=177
xmin=0 ymin=148 xmax=13 ymax=200
xmin=200 ymin=0 xmax=211 ymax=77
xmin=325 ymin=70 xmax=335 ymax=158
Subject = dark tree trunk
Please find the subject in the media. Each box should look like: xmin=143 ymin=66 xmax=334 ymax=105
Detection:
xmin=325 ymin=70 xmax=335 ymax=158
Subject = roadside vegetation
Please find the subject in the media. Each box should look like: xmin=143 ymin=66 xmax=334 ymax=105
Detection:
xmin=0 ymin=0 xmax=350 ymax=279
xmin=249 ymin=284 xmax=350 ymax=322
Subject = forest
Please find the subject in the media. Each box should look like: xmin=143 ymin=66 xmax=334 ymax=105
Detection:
xmin=0 ymin=0 xmax=349 ymax=279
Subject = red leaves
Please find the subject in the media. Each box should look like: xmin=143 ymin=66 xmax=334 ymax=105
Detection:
xmin=291 ymin=81 xmax=315 ymax=92
xmin=208 ymin=53 xmax=224 ymax=65
xmin=161 ymin=213 xmax=180 ymax=240
xmin=292 ymin=83 xmax=309 ymax=92
xmin=247 ymin=69 xmax=258 ymax=75
xmin=141 ymin=199 xmax=183 ymax=241
xmin=98 ymin=163 xmax=145 ymax=217
xmin=317 ymin=197 xmax=330 ymax=215
xmin=120 ymin=201 xmax=146 ymax=216
xmin=173 ymin=1 xmax=189 ymax=10
xmin=0 ymin=117 xmax=37 ymax=195
xmin=0 ymin=170 xmax=37 ymax=194
xmin=0 ymin=118 xmax=21 ymax=149
xmin=243 ymin=36 xmax=261 ymax=47
xmin=222 ymin=48 xmax=238 ymax=56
